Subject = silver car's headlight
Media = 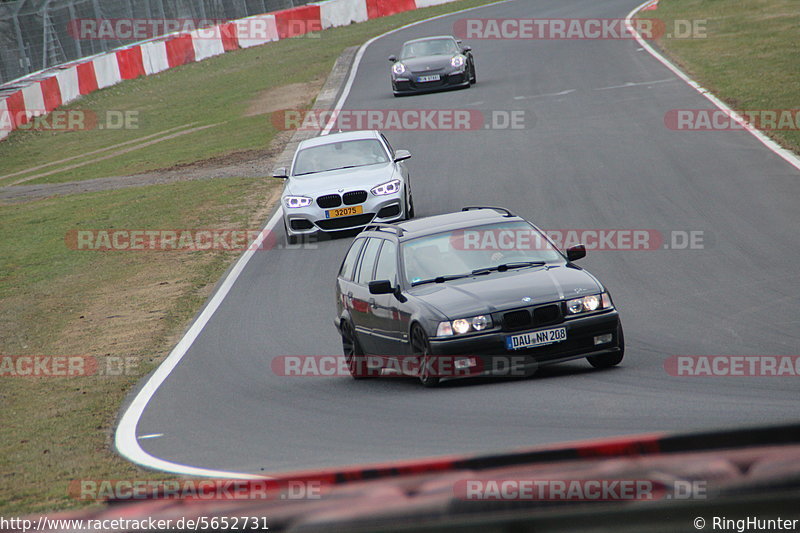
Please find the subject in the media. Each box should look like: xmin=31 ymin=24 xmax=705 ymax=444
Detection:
xmin=371 ymin=179 xmax=401 ymax=196
xmin=392 ymin=62 xmax=406 ymax=75
xmin=436 ymin=315 xmax=493 ymax=337
xmin=566 ymin=292 xmax=613 ymax=315
xmin=451 ymin=55 xmax=466 ymax=68
xmin=284 ymin=195 xmax=313 ymax=208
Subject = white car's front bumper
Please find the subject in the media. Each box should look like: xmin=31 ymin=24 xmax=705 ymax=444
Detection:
xmin=283 ymin=190 xmax=406 ymax=237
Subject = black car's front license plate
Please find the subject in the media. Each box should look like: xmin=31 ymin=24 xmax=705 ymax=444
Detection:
xmin=417 ymin=74 xmax=440 ymax=82
xmin=506 ymin=327 xmax=567 ymax=350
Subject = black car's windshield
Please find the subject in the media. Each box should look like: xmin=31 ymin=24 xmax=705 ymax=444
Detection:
xmin=293 ymin=139 xmax=389 ymax=176
xmin=402 ymin=221 xmax=563 ymax=286
xmin=400 ymin=38 xmax=460 ymax=59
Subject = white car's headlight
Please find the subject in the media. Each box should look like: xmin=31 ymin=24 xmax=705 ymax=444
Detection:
xmin=566 ymin=292 xmax=613 ymax=315
xmin=283 ymin=195 xmax=312 ymax=208
xmin=436 ymin=315 xmax=493 ymax=337
xmin=392 ymin=62 xmax=406 ymax=75
xmin=451 ymin=55 xmax=466 ymax=68
xmin=371 ymin=179 xmax=401 ymax=196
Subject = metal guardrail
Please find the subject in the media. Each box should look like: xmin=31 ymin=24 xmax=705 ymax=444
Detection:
xmin=0 ymin=0 xmax=313 ymax=86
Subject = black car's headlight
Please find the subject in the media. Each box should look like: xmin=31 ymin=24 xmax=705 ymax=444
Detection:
xmin=437 ymin=315 xmax=493 ymax=336
xmin=451 ymin=55 xmax=466 ymax=68
xmin=566 ymin=292 xmax=613 ymax=315
xmin=392 ymin=62 xmax=406 ymax=76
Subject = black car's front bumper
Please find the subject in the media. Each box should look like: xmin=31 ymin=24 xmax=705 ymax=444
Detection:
xmin=428 ymin=310 xmax=621 ymax=378
xmin=392 ymin=70 xmax=470 ymax=94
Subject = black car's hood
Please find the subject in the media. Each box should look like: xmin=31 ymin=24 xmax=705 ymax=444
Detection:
xmin=400 ymin=54 xmax=455 ymax=72
xmin=410 ymin=265 xmax=602 ymax=319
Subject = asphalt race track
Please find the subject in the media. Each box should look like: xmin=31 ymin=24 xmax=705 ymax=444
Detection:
xmin=128 ymin=0 xmax=800 ymax=475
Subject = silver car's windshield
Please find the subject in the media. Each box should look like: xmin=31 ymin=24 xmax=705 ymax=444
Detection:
xmin=293 ymin=139 xmax=390 ymax=176
xmin=400 ymin=39 xmax=459 ymax=59
xmin=402 ymin=221 xmax=564 ymax=286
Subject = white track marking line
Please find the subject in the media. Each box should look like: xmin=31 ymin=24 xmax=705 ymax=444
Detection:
xmin=138 ymin=434 xmax=164 ymax=439
xmin=115 ymin=214 xmax=281 ymax=479
xmin=513 ymin=89 xmax=575 ymax=100
xmin=626 ymin=1 xmax=800 ymax=173
xmin=115 ymin=0 xmax=517 ymax=478
xmin=594 ymin=79 xmax=673 ymax=90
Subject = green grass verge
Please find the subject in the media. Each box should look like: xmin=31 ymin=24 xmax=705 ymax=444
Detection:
xmin=0 ymin=177 xmax=278 ymax=515
xmin=644 ymin=0 xmax=800 ymax=153
xmin=0 ymin=0 xmax=498 ymax=186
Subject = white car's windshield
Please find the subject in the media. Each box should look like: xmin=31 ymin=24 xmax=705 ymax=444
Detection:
xmin=293 ymin=139 xmax=389 ymax=176
xmin=402 ymin=221 xmax=563 ymax=286
xmin=400 ymin=39 xmax=460 ymax=59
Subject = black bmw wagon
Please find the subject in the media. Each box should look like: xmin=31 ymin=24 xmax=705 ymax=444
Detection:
xmin=335 ymin=207 xmax=623 ymax=386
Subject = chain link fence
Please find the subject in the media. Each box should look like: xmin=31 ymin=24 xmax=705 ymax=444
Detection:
xmin=0 ymin=0 xmax=314 ymax=85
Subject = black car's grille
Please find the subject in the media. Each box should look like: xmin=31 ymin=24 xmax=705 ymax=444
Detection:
xmin=503 ymin=310 xmax=532 ymax=331
xmin=343 ymin=190 xmax=368 ymax=205
xmin=316 ymin=213 xmax=375 ymax=231
xmin=317 ymin=194 xmax=341 ymax=208
xmin=410 ymin=68 xmax=445 ymax=75
xmin=503 ymin=304 xmax=564 ymax=331
xmin=533 ymin=304 xmax=561 ymax=326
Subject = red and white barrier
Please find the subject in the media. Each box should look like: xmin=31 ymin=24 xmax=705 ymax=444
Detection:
xmin=55 ymin=66 xmax=81 ymax=106
xmin=0 ymin=0 xmax=459 ymax=142
xmin=0 ymin=98 xmax=12 ymax=140
xmin=234 ymin=15 xmax=279 ymax=48
xmin=190 ymin=28 xmax=226 ymax=61
xmin=21 ymin=83 xmax=46 ymax=123
xmin=318 ymin=0 xmax=368 ymax=29
xmin=141 ymin=40 xmax=170 ymax=75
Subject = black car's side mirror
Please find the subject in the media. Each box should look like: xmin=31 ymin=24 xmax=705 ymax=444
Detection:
xmin=388 ymin=55 xmax=397 ymax=62
xmin=273 ymin=167 xmax=288 ymax=179
xmin=462 ymin=45 xmax=472 ymax=53
xmin=393 ymin=149 xmax=411 ymax=162
xmin=566 ymin=244 xmax=586 ymax=262
xmin=369 ymin=280 xmax=394 ymax=295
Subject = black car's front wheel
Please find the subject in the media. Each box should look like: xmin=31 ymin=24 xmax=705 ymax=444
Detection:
xmin=411 ymin=325 xmax=439 ymax=387
xmin=587 ymin=324 xmax=625 ymax=368
xmin=342 ymin=320 xmax=378 ymax=379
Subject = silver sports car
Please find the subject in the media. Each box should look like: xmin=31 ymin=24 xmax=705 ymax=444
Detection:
xmin=274 ymin=130 xmax=415 ymax=243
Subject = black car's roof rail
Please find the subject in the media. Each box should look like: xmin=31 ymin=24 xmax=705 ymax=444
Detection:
xmin=363 ymin=223 xmax=405 ymax=237
xmin=461 ymin=206 xmax=516 ymax=217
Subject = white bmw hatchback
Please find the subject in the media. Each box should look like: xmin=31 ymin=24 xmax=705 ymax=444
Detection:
xmin=274 ymin=130 xmax=415 ymax=243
